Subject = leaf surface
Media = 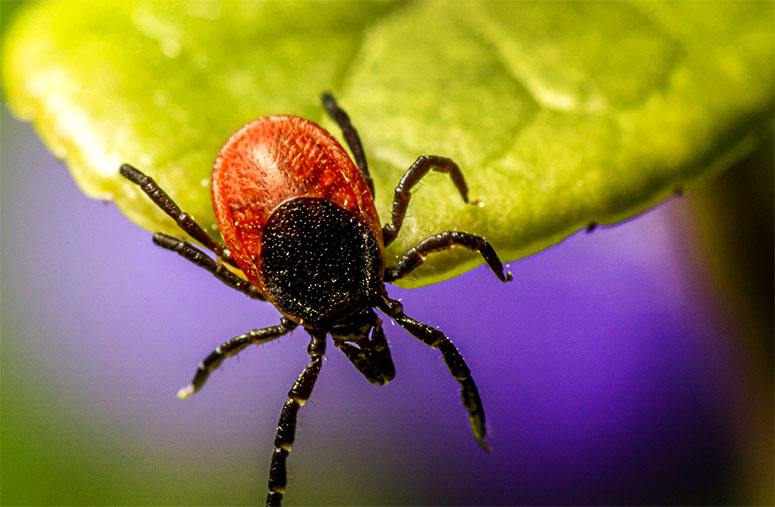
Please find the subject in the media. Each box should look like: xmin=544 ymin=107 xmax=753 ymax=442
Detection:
xmin=3 ymin=0 xmax=773 ymax=286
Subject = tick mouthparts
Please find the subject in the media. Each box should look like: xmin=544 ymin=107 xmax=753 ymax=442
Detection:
xmin=176 ymin=385 xmax=195 ymax=400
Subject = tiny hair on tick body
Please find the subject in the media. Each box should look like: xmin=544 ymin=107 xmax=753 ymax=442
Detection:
xmin=119 ymin=93 xmax=512 ymax=507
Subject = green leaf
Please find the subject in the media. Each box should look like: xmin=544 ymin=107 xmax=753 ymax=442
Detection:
xmin=3 ymin=0 xmax=773 ymax=287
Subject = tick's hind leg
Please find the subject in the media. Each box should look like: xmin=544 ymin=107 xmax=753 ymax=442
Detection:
xmin=382 ymin=155 xmax=470 ymax=246
xmin=267 ymin=331 xmax=326 ymax=507
xmin=378 ymin=297 xmax=488 ymax=451
xmin=119 ymin=164 xmax=237 ymax=266
xmin=177 ymin=318 xmax=297 ymax=400
xmin=384 ymin=231 xmax=512 ymax=283
xmin=321 ymin=93 xmax=374 ymax=195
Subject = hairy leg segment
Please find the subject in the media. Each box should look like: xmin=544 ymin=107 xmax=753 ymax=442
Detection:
xmin=120 ymin=163 xmax=237 ymax=267
xmin=177 ymin=319 xmax=297 ymax=400
xmin=266 ymin=331 xmax=327 ymax=506
xmin=378 ymin=296 xmax=489 ymax=451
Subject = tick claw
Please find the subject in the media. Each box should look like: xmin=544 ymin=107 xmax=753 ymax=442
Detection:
xmin=477 ymin=437 xmax=491 ymax=453
xmin=176 ymin=385 xmax=194 ymax=400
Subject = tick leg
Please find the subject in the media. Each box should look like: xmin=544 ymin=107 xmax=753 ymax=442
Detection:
xmin=384 ymin=231 xmax=512 ymax=283
xmin=267 ymin=331 xmax=326 ymax=507
xmin=378 ymin=297 xmax=489 ymax=451
xmin=321 ymin=92 xmax=374 ymax=195
xmin=177 ymin=318 xmax=297 ymax=400
xmin=152 ymin=233 xmax=265 ymax=300
xmin=119 ymin=163 xmax=237 ymax=267
xmin=382 ymin=156 xmax=470 ymax=246
xmin=334 ymin=318 xmax=395 ymax=386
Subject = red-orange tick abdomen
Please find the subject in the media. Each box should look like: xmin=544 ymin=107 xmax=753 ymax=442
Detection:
xmin=211 ymin=115 xmax=384 ymax=325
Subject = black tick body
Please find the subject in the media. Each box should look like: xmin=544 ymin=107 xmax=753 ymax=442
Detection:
xmin=262 ymin=197 xmax=383 ymax=328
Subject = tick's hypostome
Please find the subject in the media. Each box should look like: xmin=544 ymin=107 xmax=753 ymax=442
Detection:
xmin=120 ymin=92 xmax=511 ymax=507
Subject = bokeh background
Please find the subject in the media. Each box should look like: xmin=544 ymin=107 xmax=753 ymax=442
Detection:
xmin=2 ymin=106 xmax=773 ymax=505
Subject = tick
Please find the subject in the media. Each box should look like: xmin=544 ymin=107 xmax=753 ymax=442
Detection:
xmin=119 ymin=93 xmax=512 ymax=506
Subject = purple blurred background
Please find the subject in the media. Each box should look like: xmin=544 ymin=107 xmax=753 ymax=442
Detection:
xmin=2 ymin=103 xmax=773 ymax=505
